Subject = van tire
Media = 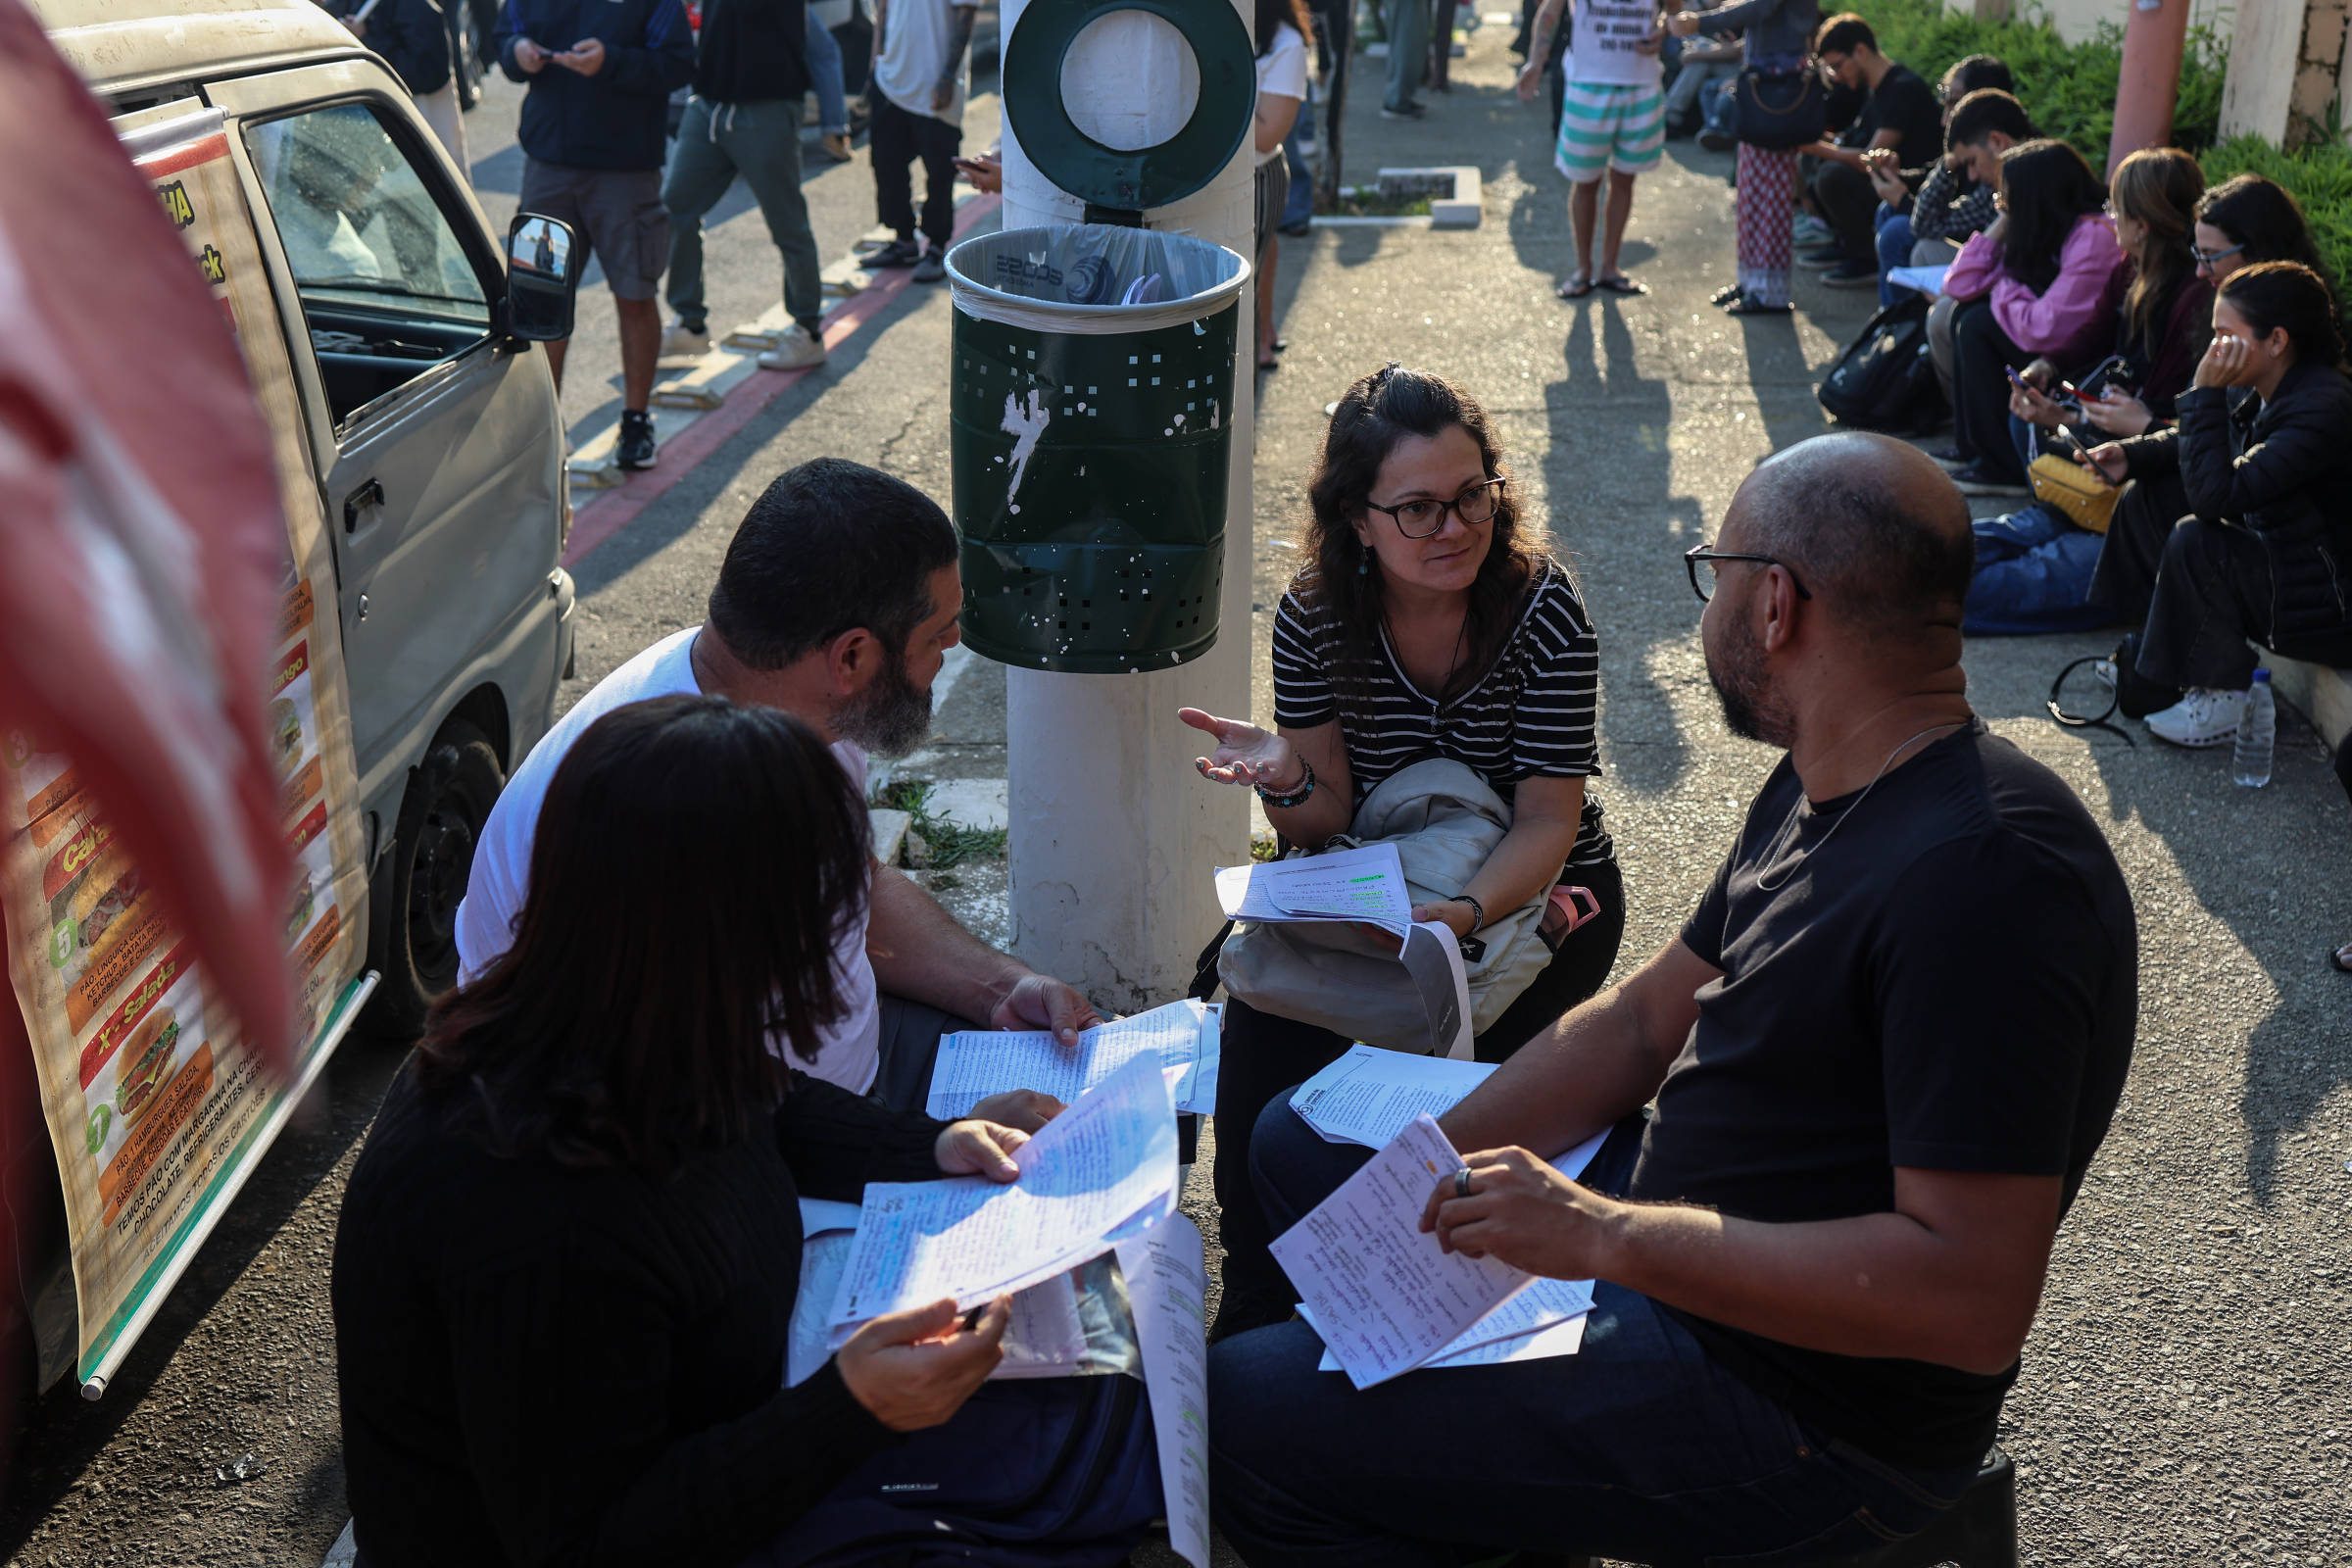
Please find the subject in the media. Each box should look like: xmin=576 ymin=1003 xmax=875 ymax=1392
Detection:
xmin=363 ymin=718 xmax=504 ymax=1041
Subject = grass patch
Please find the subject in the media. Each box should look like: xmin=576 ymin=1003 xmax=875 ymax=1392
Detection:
xmin=1318 ymin=185 xmax=1435 ymax=219
xmin=1860 ymin=0 xmax=2229 ymax=160
xmin=870 ymin=778 xmax=1008 ymax=869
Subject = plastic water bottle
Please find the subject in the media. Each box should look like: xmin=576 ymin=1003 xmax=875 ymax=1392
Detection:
xmin=2231 ymin=669 xmax=2276 ymax=788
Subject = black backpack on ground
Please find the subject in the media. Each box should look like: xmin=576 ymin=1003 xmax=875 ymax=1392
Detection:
xmin=1817 ymin=293 xmax=1945 ymax=433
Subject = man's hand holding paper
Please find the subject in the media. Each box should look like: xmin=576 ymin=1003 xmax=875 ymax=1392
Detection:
xmin=1423 ymin=1144 xmax=1619 ymax=1280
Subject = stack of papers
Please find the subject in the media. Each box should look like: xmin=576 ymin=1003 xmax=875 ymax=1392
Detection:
xmin=1273 ymin=1106 xmax=1611 ymax=1386
xmin=825 ymin=1052 xmax=1180 ymax=1346
xmin=1886 ymin=263 xmax=1950 ymax=296
xmin=1213 ymin=842 xmax=1414 ymax=936
xmin=1212 ymin=846 xmax=1473 ymax=1059
xmin=1292 ymin=1043 xmax=1496 ymax=1149
xmin=926 ymin=999 xmax=1220 ymax=1119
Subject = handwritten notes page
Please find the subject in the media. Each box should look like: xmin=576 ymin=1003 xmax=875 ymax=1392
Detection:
xmin=1213 ymin=843 xmax=1414 ymax=936
xmin=1269 ymin=1113 xmax=1530 ymax=1389
xmin=826 ymin=1052 xmax=1179 ymax=1344
xmin=1291 ymin=1044 xmax=1496 ymax=1149
xmin=1116 ymin=1212 xmax=1212 ymax=1568
xmin=925 ymin=999 xmax=1219 ymax=1120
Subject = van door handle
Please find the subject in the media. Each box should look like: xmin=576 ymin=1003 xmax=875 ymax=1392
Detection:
xmin=342 ymin=477 xmax=385 ymax=533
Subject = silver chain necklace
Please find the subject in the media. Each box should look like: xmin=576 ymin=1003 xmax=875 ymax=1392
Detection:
xmin=1750 ymin=721 xmax=1967 ymax=893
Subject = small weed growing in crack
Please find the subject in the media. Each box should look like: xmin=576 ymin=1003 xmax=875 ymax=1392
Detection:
xmin=870 ymin=778 xmax=1007 ymax=869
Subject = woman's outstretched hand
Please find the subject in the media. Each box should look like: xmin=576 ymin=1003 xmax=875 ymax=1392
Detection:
xmin=1180 ymin=708 xmax=1301 ymax=792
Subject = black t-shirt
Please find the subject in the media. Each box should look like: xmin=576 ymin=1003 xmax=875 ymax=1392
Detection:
xmin=1629 ymin=721 xmax=2136 ymax=1470
xmin=1839 ymin=62 xmax=1941 ymax=171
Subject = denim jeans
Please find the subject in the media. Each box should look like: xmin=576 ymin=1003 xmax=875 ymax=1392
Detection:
xmin=1385 ymin=0 xmax=1430 ymax=110
xmin=1875 ymin=207 xmax=1913 ymax=308
xmin=1702 ymin=75 xmax=1738 ymax=138
xmin=1966 ymin=503 xmax=2112 ymax=635
xmin=1282 ymin=122 xmax=1315 ymax=227
xmin=1666 ymin=58 xmax=1740 ymax=122
xmin=806 ymin=13 xmax=849 ymax=135
xmin=1207 ymin=1106 xmax=1984 ymax=1568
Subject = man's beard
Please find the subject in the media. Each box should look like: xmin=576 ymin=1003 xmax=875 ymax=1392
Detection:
xmin=1704 ymin=611 xmax=1790 ymax=747
xmin=833 ymin=642 xmax=935 ymax=758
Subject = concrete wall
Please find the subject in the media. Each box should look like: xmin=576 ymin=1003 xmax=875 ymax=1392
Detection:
xmin=2216 ymin=0 xmax=2348 ymax=146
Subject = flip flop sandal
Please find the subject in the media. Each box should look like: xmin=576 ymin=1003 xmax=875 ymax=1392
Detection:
xmin=1556 ymin=275 xmax=1595 ymax=300
xmin=2331 ymin=942 xmax=2352 ymax=974
xmin=1709 ymin=281 xmax=1745 ymax=306
xmin=1723 ymin=296 xmax=1793 ymax=316
xmin=1593 ymin=275 xmax=1648 ymax=295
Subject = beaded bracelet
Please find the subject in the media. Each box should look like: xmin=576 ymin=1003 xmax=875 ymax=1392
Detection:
xmin=1254 ymin=756 xmax=1317 ymax=808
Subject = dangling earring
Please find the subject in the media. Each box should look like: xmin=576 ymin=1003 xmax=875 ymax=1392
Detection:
xmin=1357 ymin=542 xmax=1370 ymax=576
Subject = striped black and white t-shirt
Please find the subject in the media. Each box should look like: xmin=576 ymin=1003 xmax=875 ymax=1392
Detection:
xmin=1271 ymin=556 xmax=1613 ymax=868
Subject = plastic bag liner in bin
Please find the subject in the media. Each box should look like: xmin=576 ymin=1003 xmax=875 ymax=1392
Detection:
xmin=946 ymin=222 xmax=1250 ymax=673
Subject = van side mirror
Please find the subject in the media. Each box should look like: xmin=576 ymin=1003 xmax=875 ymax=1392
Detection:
xmin=505 ymin=214 xmax=582 ymax=342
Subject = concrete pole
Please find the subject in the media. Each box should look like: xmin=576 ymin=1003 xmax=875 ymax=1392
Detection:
xmin=997 ymin=1 xmax=1258 ymax=1011
xmin=2107 ymin=0 xmax=2190 ymax=176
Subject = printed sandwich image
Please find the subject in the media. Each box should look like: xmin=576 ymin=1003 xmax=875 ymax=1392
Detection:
xmin=50 ymin=842 xmax=161 ymax=996
xmin=114 ymin=1007 xmax=181 ymax=1130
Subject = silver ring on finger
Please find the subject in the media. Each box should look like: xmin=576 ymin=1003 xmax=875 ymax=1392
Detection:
xmin=1454 ymin=1167 xmax=1474 ymax=1199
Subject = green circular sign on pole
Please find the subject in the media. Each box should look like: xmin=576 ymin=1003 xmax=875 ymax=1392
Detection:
xmin=1002 ymin=0 xmax=1258 ymax=215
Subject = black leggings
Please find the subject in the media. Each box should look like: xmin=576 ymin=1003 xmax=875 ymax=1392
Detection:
xmin=1210 ymin=858 xmax=1627 ymax=1319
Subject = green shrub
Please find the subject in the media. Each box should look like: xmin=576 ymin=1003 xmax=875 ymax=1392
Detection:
xmin=1856 ymin=0 xmax=2229 ymax=162
xmin=2199 ymin=134 xmax=2352 ymax=295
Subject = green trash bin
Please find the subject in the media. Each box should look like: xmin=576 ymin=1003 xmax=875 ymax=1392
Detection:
xmin=946 ymin=222 xmax=1250 ymax=673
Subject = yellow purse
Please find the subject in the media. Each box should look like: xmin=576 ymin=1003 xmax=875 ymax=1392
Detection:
xmin=2028 ymin=453 xmax=2122 ymax=534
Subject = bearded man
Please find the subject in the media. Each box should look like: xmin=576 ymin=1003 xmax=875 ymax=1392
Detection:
xmin=1207 ymin=432 xmax=2139 ymax=1567
xmin=457 ymin=458 xmax=1091 ymax=1120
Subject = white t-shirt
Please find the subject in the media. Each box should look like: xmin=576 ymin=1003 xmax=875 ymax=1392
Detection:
xmin=1255 ymin=24 xmax=1310 ymax=167
xmin=874 ymin=0 xmax=983 ymax=126
xmin=453 ymin=628 xmax=885 ymax=1095
xmin=1564 ymin=0 xmax=1664 ymax=86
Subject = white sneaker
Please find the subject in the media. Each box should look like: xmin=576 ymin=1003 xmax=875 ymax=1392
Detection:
xmin=756 ymin=322 xmax=827 ymax=371
xmin=657 ymin=320 xmax=710 ymax=367
xmin=2144 ymin=688 xmax=2248 ymax=748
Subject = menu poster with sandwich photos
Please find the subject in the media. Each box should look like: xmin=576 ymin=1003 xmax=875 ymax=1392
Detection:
xmin=0 ymin=107 xmax=368 ymax=1390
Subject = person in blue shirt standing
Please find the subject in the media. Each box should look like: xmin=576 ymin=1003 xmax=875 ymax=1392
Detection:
xmin=494 ymin=0 xmax=693 ymax=469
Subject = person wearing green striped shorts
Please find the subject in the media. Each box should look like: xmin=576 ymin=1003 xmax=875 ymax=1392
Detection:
xmin=1517 ymin=0 xmax=1674 ymax=297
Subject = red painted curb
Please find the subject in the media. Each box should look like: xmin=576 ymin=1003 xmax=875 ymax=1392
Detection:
xmin=564 ymin=192 xmax=1006 ymax=570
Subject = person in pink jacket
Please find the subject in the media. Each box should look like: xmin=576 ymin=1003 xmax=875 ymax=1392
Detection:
xmin=1936 ymin=138 xmax=2127 ymax=495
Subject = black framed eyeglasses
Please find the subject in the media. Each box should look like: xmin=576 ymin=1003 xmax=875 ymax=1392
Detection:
xmin=1365 ymin=477 xmax=1505 ymax=539
xmin=1685 ymin=543 xmax=1813 ymax=604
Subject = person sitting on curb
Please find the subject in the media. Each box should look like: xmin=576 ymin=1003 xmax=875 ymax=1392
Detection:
xmin=1965 ymin=146 xmax=2211 ymax=636
xmin=1795 ymin=14 xmax=1942 ymax=291
xmin=2086 ymin=262 xmax=2352 ymax=749
xmin=1209 ymin=432 xmax=2138 ymax=1567
xmin=1866 ymin=54 xmax=2012 ymax=309
xmin=338 ymin=695 xmax=1025 ymax=1566
xmin=456 ymin=459 xmax=1095 ymax=1121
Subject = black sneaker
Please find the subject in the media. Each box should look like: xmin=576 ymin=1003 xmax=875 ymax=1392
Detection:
xmin=1380 ymin=101 xmax=1426 ymax=120
xmin=615 ymin=409 xmax=658 ymax=470
xmin=865 ymin=237 xmax=922 ymax=269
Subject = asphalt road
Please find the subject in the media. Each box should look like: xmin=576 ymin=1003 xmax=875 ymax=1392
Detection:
xmin=7 ymin=17 xmax=2350 ymax=1568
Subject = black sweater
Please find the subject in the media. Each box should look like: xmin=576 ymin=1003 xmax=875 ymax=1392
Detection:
xmin=334 ymin=1066 xmax=946 ymax=1567
xmin=693 ymin=0 xmax=812 ymax=104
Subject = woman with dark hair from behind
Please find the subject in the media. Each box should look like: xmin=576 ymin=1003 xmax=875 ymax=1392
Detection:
xmin=334 ymin=695 xmax=1031 ymax=1567
xmin=1252 ymin=0 xmax=1313 ymax=369
xmin=1964 ymin=146 xmax=2212 ymax=634
xmin=2085 ymin=262 xmax=2352 ymax=747
xmin=1177 ymin=365 xmax=1624 ymax=1339
xmin=2193 ymin=173 xmax=2330 ymax=288
xmin=1938 ymin=137 xmax=2129 ymax=495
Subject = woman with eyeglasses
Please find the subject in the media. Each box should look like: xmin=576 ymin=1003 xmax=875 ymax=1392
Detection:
xmin=1177 ymin=365 xmax=1623 ymax=1340
xmin=334 ymin=695 xmax=1031 ymax=1566
xmin=1937 ymin=137 xmax=2129 ymax=496
xmin=1961 ymin=146 xmax=2212 ymax=635
xmin=2192 ymin=174 xmax=2329 ymax=290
